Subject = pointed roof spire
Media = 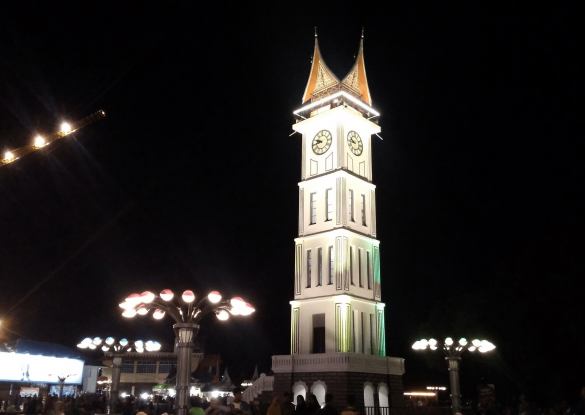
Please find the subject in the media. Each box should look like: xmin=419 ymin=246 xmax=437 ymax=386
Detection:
xmin=301 ymin=30 xmax=340 ymax=103
xmin=251 ymin=364 xmax=259 ymax=380
xmin=341 ymin=30 xmax=372 ymax=105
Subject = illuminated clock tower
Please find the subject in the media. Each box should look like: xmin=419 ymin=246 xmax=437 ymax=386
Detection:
xmin=271 ymin=30 xmax=405 ymax=408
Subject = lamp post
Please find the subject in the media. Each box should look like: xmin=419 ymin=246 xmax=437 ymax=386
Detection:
xmin=412 ymin=337 xmax=496 ymax=415
xmin=48 ymin=374 xmax=75 ymax=398
xmin=119 ymin=289 xmax=254 ymax=415
xmin=78 ymin=336 xmax=161 ymax=414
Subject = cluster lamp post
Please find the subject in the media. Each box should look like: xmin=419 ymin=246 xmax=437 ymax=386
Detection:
xmin=78 ymin=336 xmax=161 ymax=413
xmin=412 ymin=337 xmax=496 ymax=415
xmin=120 ymin=289 xmax=254 ymax=415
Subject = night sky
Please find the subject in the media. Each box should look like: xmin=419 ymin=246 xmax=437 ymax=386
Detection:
xmin=1 ymin=2 xmax=582 ymax=402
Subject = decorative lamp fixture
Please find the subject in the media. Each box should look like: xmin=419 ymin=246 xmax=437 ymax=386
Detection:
xmin=3 ymin=152 xmax=15 ymax=163
xmin=77 ymin=337 xmax=160 ymax=353
xmin=160 ymin=289 xmax=174 ymax=301
xmin=412 ymin=336 xmax=496 ymax=415
xmin=208 ymin=291 xmax=221 ymax=303
xmin=61 ymin=123 xmax=72 ymax=134
xmin=34 ymin=136 xmax=45 ymax=148
xmin=182 ymin=290 xmax=195 ymax=303
xmin=120 ymin=289 xmax=253 ymax=323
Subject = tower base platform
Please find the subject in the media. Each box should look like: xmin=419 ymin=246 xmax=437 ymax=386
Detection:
xmin=271 ymin=353 xmax=405 ymax=408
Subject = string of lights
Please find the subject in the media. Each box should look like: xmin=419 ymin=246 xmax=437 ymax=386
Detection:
xmin=1 ymin=110 xmax=106 ymax=167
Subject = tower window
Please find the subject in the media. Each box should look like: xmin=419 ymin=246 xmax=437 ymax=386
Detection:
xmin=310 ymin=193 xmax=317 ymax=224
xmin=358 ymin=248 xmax=363 ymax=287
xmin=328 ymin=246 xmax=334 ymax=285
xmin=367 ymin=251 xmax=371 ymax=290
xmin=349 ymin=189 xmax=354 ymax=222
xmin=307 ymin=250 xmax=312 ymax=288
xmin=317 ymin=248 xmax=323 ymax=286
xmin=350 ymin=246 xmax=354 ymax=285
xmin=361 ymin=194 xmax=366 ymax=226
xmin=326 ymin=188 xmax=333 ymax=221
xmin=312 ymin=313 xmax=326 ymax=354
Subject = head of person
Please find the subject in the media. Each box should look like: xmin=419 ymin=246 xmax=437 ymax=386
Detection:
xmin=209 ymin=398 xmax=219 ymax=408
xmin=139 ymin=404 xmax=147 ymax=412
xmin=296 ymin=396 xmax=305 ymax=406
xmin=325 ymin=394 xmax=334 ymax=406
xmin=55 ymin=402 xmax=64 ymax=413
xmin=233 ymin=388 xmax=242 ymax=403
xmin=307 ymin=395 xmax=318 ymax=407
xmin=346 ymin=395 xmax=355 ymax=407
xmin=283 ymin=393 xmax=292 ymax=404
xmin=190 ymin=397 xmax=201 ymax=408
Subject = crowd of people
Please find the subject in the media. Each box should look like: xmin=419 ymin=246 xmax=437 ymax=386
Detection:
xmin=462 ymin=388 xmax=585 ymax=415
xmin=1 ymin=393 xmax=108 ymax=415
xmin=1 ymin=387 xmax=583 ymax=415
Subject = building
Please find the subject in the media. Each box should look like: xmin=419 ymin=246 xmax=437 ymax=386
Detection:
xmin=0 ymin=339 xmax=102 ymax=400
xmin=100 ymin=351 xmax=221 ymax=398
xmin=270 ymin=31 xmax=405 ymax=408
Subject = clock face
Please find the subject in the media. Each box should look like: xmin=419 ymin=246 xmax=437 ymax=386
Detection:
xmin=347 ymin=131 xmax=363 ymax=156
xmin=312 ymin=130 xmax=333 ymax=155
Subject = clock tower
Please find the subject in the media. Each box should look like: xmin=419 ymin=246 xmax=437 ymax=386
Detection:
xmin=270 ymin=31 xmax=405 ymax=408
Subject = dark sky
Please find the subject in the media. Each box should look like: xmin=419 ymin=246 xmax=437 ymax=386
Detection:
xmin=0 ymin=2 xmax=582 ymax=391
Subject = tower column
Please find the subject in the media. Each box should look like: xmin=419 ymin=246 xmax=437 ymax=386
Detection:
xmin=335 ymin=297 xmax=352 ymax=352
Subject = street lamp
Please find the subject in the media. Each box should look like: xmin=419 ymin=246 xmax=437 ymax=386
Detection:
xmin=412 ymin=337 xmax=496 ymax=415
xmin=78 ymin=336 xmax=161 ymax=413
xmin=120 ymin=289 xmax=254 ymax=415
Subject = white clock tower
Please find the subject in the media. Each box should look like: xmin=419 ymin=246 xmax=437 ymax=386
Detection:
xmin=271 ymin=31 xmax=405 ymax=408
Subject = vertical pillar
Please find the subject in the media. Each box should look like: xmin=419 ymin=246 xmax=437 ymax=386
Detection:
xmin=376 ymin=303 xmax=386 ymax=356
xmin=110 ymin=354 xmax=124 ymax=414
xmin=173 ymin=323 xmax=200 ymax=415
xmin=447 ymin=357 xmax=462 ymax=415
xmin=335 ymin=298 xmax=351 ymax=352
xmin=291 ymin=305 xmax=300 ymax=354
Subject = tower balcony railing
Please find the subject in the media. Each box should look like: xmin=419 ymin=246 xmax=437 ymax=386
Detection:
xmin=271 ymin=353 xmax=404 ymax=375
xmin=359 ymin=407 xmax=451 ymax=415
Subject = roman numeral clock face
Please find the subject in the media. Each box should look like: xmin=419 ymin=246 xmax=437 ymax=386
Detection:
xmin=347 ymin=131 xmax=363 ymax=156
xmin=312 ymin=130 xmax=332 ymax=155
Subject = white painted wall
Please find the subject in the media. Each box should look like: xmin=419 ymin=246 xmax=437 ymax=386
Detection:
xmin=298 ymin=171 xmax=376 ymax=238
xmin=82 ymin=365 xmax=101 ymax=393
xmin=291 ymin=296 xmax=380 ymax=355
xmin=294 ymin=229 xmax=380 ymax=301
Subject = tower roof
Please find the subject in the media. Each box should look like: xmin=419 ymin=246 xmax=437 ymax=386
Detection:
xmin=301 ymin=30 xmax=372 ymax=106
xmin=302 ymin=33 xmax=340 ymax=104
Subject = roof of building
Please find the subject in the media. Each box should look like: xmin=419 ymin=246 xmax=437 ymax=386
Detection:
xmin=302 ymin=30 xmax=371 ymax=106
xmin=1 ymin=339 xmax=103 ymax=366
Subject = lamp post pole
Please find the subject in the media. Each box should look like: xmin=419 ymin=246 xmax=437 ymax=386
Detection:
xmin=447 ymin=357 xmax=461 ymax=414
xmin=109 ymin=354 xmax=124 ymax=412
xmin=412 ymin=337 xmax=496 ymax=415
xmin=57 ymin=376 xmax=67 ymax=398
xmin=173 ymin=323 xmax=199 ymax=415
xmin=120 ymin=289 xmax=255 ymax=415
